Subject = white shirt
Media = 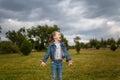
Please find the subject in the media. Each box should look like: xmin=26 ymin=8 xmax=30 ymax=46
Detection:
xmin=54 ymin=42 xmax=62 ymax=60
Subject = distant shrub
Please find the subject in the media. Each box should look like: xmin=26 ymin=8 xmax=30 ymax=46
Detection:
xmin=96 ymin=44 xmax=100 ymax=50
xmin=75 ymin=42 xmax=81 ymax=54
xmin=110 ymin=44 xmax=117 ymax=51
xmin=20 ymin=39 xmax=32 ymax=56
xmin=0 ymin=41 xmax=19 ymax=54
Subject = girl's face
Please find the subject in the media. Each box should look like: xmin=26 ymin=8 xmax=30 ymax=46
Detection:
xmin=53 ymin=32 xmax=61 ymax=42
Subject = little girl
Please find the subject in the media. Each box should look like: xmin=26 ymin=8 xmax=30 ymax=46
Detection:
xmin=40 ymin=31 xmax=73 ymax=80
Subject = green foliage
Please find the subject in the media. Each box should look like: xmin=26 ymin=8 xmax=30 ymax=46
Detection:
xmin=0 ymin=41 xmax=19 ymax=54
xmin=96 ymin=44 xmax=100 ymax=50
xmin=6 ymin=25 xmax=69 ymax=51
xmin=88 ymin=38 xmax=119 ymax=51
xmin=89 ymin=38 xmax=100 ymax=48
xmin=74 ymin=36 xmax=81 ymax=54
xmin=107 ymin=38 xmax=116 ymax=45
xmin=100 ymin=38 xmax=107 ymax=48
xmin=84 ymin=43 xmax=90 ymax=49
xmin=117 ymin=38 xmax=120 ymax=47
xmin=27 ymin=25 xmax=60 ymax=50
xmin=0 ymin=26 xmax=1 ymax=34
xmin=75 ymin=42 xmax=81 ymax=54
xmin=61 ymin=34 xmax=69 ymax=50
xmin=110 ymin=44 xmax=117 ymax=51
xmin=69 ymin=45 xmax=75 ymax=49
xmin=6 ymin=27 xmax=26 ymax=48
xmin=74 ymin=36 xmax=80 ymax=43
xmin=20 ymin=39 xmax=32 ymax=56
xmin=0 ymin=26 xmax=2 ymax=40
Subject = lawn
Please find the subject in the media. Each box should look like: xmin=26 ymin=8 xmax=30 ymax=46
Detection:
xmin=0 ymin=48 xmax=120 ymax=80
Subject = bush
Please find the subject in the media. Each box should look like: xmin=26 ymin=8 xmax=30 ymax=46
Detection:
xmin=110 ymin=44 xmax=117 ymax=51
xmin=75 ymin=42 xmax=81 ymax=54
xmin=20 ymin=39 xmax=32 ymax=56
xmin=0 ymin=41 xmax=19 ymax=54
xmin=96 ymin=44 xmax=100 ymax=50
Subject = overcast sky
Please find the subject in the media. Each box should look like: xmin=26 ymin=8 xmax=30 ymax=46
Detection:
xmin=0 ymin=0 xmax=120 ymax=45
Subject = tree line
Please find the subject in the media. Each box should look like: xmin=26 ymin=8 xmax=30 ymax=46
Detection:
xmin=0 ymin=25 xmax=120 ymax=55
xmin=0 ymin=26 xmax=1 ymax=40
xmin=73 ymin=36 xmax=120 ymax=54
xmin=0 ymin=25 xmax=68 ymax=55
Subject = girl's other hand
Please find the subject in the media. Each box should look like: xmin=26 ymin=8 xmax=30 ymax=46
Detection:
xmin=40 ymin=61 xmax=46 ymax=67
xmin=68 ymin=60 xmax=73 ymax=66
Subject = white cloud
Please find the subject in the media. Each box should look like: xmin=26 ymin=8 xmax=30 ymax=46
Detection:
xmin=29 ymin=8 xmax=43 ymax=19
xmin=2 ymin=18 xmax=55 ymax=30
xmin=65 ymin=34 xmax=89 ymax=45
xmin=107 ymin=21 xmax=116 ymax=26
xmin=0 ymin=18 xmax=56 ymax=41
xmin=0 ymin=18 xmax=56 ymax=38
xmin=58 ymin=0 xmax=86 ymax=16
xmin=107 ymin=21 xmax=120 ymax=36
xmin=1 ymin=0 xmax=120 ymax=45
xmin=67 ymin=18 xmax=106 ymax=31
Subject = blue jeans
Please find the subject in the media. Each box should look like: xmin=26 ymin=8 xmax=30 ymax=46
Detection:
xmin=51 ymin=61 xmax=62 ymax=80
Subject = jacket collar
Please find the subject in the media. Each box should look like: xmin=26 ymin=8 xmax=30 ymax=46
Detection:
xmin=50 ymin=41 xmax=64 ymax=47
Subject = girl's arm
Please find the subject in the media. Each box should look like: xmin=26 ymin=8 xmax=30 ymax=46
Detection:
xmin=62 ymin=42 xmax=72 ymax=61
xmin=64 ymin=47 xmax=73 ymax=66
xmin=62 ymin=42 xmax=73 ymax=66
xmin=41 ymin=45 xmax=51 ymax=63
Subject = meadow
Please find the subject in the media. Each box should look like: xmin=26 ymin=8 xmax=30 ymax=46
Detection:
xmin=0 ymin=48 xmax=120 ymax=80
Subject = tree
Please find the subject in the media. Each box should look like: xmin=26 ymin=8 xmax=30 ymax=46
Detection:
xmin=27 ymin=25 xmax=60 ymax=50
xmin=74 ymin=36 xmax=81 ymax=43
xmin=6 ymin=30 xmax=17 ymax=44
xmin=27 ymin=27 xmax=37 ymax=50
xmin=106 ymin=38 xmax=117 ymax=51
xmin=20 ymin=39 xmax=32 ymax=56
xmin=0 ymin=26 xmax=1 ymax=33
xmin=100 ymin=38 xmax=107 ymax=48
xmin=0 ymin=41 xmax=19 ymax=54
xmin=6 ymin=25 xmax=68 ymax=51
xmin=75 ymin=42 xmax=81 ymax=54
xmin=84 ymin=43 xmax=90 ymax=49
xmin=6 ymin=27 xmax=27 ymax=48
xmin=74 ymin=36 xmax=81 ymax=54
xmin=96 ymin=42 xmax=100 ymax=50
xmin=61 ymin=34 xmax=69 ymax=50
xmin=110 ymin=43 xmax=117 ymax=51
xmin=117 ymin=38 xmax=120 ymax=48
xmin=106 ymin=38 xmax=116 ymax=46
xmin=89 ymin=38 xmax=98 ymax=48
xmin=0 ymin=26 xmax=2 ymax=41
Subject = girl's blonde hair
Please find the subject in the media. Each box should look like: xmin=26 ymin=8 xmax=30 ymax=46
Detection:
xmin=48 ymin=31 xmax=59 ymax=43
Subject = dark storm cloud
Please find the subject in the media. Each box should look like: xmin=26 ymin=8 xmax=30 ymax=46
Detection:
xmin=0 ymin=0 xmax=62 ymax=21
xmin=0 ymin=0 xmax=120 ymax=45
xmin=0 ymin=0 xmax=59 ymax=11
xmin=84 ymin=0 xmax=120 ymax=18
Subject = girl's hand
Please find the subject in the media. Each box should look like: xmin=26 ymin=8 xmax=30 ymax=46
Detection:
xmin=68 ymin=60 xmax=73 ymax=66
xmin=40 ymin=61 xmax=46 ymax=67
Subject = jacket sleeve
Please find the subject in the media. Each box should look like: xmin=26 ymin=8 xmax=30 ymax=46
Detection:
xmin=62 ymin=43 xmax=71 ymax=62
xmin=42 ymin=45 xmax=51 ymax=63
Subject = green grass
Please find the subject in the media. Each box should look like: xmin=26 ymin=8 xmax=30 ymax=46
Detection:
xmin=0 ymin=48 xmax=120 ymax=80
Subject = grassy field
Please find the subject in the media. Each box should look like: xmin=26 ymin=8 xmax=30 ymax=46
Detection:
xmin=0 ymin=48 xmax=120 ymax=80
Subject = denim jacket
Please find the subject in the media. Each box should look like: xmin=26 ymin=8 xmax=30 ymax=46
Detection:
xmin=42 ymin=42 xmax=71 ymax=63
